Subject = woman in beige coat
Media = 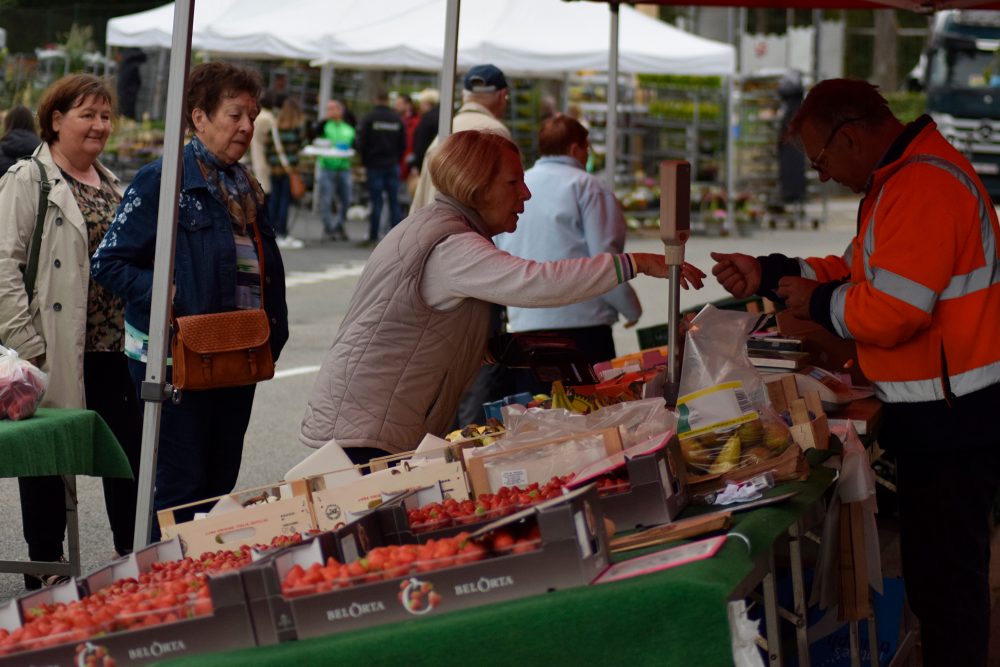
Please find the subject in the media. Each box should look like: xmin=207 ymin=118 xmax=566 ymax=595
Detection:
xmin=0 ymin=74 xmax=142 ymax=588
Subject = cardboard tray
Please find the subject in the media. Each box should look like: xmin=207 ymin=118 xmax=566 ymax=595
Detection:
xmin=465 ymin=426 xmax=624 ymax=498
xmin=309 ymin=458 xmax=470 ymax=532
xmin=241 ymin=485 xmax=610 ymax=643
xmin=577 ymin=433 xmax=690 ymax=532
xmin=158 ymin=479 xmax=317 ymax=557
xmin=0 ymin=540 xmax=256 ymax=666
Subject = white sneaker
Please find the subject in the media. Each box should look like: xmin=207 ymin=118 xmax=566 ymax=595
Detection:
xmin=276 ymin=235 xmax=305 ymax=250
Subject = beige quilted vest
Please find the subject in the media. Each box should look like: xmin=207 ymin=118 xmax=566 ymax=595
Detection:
xmin=299 ymin=197 xmax=492 ymax=453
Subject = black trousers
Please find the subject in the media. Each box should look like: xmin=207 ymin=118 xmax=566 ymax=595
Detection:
xmin=895 ymin=444 xmax=998 ymax=666
xmin=127 ymin=358 xmax=255 ymax=543
xmin=18 ymin=352 xmax=143 ymax=563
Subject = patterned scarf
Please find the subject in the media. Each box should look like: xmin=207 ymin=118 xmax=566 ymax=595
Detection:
xmin=190 ymin=135 xmax=260 ymax=234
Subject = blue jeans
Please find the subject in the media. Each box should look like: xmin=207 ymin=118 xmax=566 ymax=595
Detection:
xmin=128 ymin=359 xmax=256 ymax=542
xmin=366 ymin=167 xmax=401 ymax=241
xmin=268 ymin=173 xmax=292 ymax=237
xmin=319 ymin=168 xmax=351 ymax=234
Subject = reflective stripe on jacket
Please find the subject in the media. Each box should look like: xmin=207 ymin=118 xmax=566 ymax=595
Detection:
xmin=823 ymin=122 xmax=1000 ymax=403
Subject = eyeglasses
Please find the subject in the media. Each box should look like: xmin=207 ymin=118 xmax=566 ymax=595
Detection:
xmin=808 ymin=116 xmax=866 ymax=172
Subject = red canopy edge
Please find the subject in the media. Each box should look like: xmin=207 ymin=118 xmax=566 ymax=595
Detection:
xmin=577 ymin=1 xmax=1000 ymax=11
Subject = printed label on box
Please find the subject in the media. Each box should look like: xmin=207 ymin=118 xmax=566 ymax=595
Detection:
xmin=500 ymin=469 xmax=528 ymax=487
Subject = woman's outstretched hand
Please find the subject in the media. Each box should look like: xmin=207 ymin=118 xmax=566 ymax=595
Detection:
xmin=631 ymin=253 xmax=706 ymax=289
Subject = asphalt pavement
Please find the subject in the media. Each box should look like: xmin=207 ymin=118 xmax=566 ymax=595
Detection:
xmin=0 ymin=194 xmax=862 ymax=603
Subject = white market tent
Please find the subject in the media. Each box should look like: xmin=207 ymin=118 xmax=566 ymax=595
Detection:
xmin=107 ymin=0 xmax=735 ymax=76
xmin=309 ymin=0 xmax=734 ymax=76
xmin=105 ymin=0 xmax=239 ymax=50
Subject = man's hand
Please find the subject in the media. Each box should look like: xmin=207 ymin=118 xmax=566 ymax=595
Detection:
xmin=776 ymin=277 xmax=820 ymax=319
xmin=710 ymin=252 xmax=761 ymax=298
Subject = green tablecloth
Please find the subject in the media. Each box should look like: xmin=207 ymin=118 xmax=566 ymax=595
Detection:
xmin=161 ymin=465 xmax=836 ymax=667
xmin=0 ymin=407 xmax=132 ymax=479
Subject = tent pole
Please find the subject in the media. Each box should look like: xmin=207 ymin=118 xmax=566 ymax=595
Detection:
xmin=724 ymin=7 xmax=738 ymax=236
xmin=132 ymin=0 xmax=194 ymax=551
xmin=438 ymin=0 xmax=460 ymax=141
xmin=605 ymin=1 xmax=620 ymax=189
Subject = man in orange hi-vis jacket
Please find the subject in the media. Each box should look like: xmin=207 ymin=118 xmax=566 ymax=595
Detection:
xmin=712 ymin=79 xmax=1000 ymax=667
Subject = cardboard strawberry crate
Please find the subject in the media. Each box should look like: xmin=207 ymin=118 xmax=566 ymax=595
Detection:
xmin=241 ymin=485 xmax=610 ymax=642
xmin=309 ymin=457 xmax=470 ymax=533
xmin=566 ymin=432 xmax=689 ymax=532
xmin=373 ymin=473 xmax=576 ymax=545
xmin=0 ymin=539 xmax=256 ymax=666
xmin=465 ymin=426 xmax=625 ymax=498
xmin=158 ymin=479 xmax=317 ymax=557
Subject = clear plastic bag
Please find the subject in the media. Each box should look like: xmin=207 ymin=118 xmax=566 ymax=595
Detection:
xmin=0 ymin=345 xmax=48 ymax=421
xmin=676 ymin=305 xmax=793 ymax=476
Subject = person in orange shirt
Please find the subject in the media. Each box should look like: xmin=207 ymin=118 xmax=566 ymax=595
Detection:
xmin=712 ymin=78 xmax=1000 ymax=667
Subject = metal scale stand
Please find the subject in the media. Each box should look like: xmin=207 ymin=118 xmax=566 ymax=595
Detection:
xmin=645 ymin=160 xmax=691 ymax=409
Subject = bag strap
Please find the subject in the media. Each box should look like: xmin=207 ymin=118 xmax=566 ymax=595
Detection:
xmin=270 ymin=122 xmax=292 ymax=171
xmin=24 ymin=158 xmax=52 ymax=306
xmin=248 ymin=213 xmax=267 ymax=310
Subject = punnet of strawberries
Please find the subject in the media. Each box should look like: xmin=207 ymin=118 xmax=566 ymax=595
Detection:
xmin=405 ymin=471 xmax=631 ymax=533
xmin=281 ymin=525 xmax=543 ymax=598
xmin=0 ymin=533 xmax=312 ymax=656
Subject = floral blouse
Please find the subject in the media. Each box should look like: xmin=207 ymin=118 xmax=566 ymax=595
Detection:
xmin=64 ymin=171 xmax=125 ymax=352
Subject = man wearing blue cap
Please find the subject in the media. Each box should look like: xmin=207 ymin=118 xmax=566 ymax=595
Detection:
xmin=411 ymin=64 xmax=513 ymax=210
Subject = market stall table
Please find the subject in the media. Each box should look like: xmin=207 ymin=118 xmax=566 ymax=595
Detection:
xmin=162 ymin=463 xmax=837 ymax=667
xmin=0 ymin=408 xmax=132 ymax=581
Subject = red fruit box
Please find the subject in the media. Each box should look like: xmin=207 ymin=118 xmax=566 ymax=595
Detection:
xmin=241 ymin=485 xmax=610 ymax=643
xmin=0 ymin=539 xmax=256 ymax=666
xmin=565 ymin=431 xmax=689 ymax=532
xmin=373 ymin=485 xmax=552 ymax=545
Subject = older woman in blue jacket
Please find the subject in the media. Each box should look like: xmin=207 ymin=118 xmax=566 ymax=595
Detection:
xmin=92 ymin=62 xmax=289 ymax=539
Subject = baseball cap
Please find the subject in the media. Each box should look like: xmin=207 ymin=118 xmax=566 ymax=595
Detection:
xmin=464 ymin=64 xmax=508 ymax=93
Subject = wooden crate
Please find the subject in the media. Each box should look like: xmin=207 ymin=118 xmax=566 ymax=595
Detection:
xmin=767 ymin=374 xmax=830 ymax=451
xmin=158 ymin=479 xmax=316 ymax=556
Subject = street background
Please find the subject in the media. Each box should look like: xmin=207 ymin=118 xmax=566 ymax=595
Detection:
xmin=0 ymin=195 xmax=860 ymax=602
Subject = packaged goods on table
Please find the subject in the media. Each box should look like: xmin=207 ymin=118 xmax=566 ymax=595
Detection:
xmin=675 ymin=306 xmax=801 ymax=483
xmin=0 ymin=345 xmax=47 ymax=421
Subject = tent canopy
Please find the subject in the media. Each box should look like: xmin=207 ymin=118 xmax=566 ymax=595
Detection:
xmin=309 ymin=0 xmax=735 ymax=75
xmin=107 ymin=0 xmax=735 ymax=76
xmin=106 ymin=0 xmax=239 ymax=50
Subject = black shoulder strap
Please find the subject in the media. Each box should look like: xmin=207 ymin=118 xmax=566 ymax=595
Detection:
xmin=23 ymin=158 xmax=51 ymax=305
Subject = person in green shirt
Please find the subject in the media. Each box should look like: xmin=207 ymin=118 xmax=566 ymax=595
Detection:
xmin=316 ymin=99 xmax=356 ymax=241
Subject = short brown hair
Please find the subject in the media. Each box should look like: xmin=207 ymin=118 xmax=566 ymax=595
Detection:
xmin=185 ymin=62 xmax=263 ymax=131
xmin=430 ymin=130 xmax=520 ymax=209
xmin=538 ymin=114 xmax=588 ymax=157
xmin=787 ymin=78 xmax=895 ymax=142
xmin=37 ymin=74 xmax=115 ymax=143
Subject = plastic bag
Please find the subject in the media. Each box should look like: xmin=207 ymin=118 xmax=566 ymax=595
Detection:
xmin=0 ymin=345 xmax=48 ymax=421
xmin=675 ymin=305 xmax=793 ymax=476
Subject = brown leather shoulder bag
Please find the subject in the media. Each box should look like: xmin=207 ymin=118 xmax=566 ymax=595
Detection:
xmin=170 ymin=218 xmax=275 ymax=391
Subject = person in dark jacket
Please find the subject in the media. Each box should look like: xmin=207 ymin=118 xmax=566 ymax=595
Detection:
xmin=410 ymin=88 xmax=439 ymax=176
xmin=356 ymin=90 xmax=405 ymax=246
xmin=91 ymin=62 xmax=289 ymax=542
xmin=0 ymin=106 xmax=41 ymax=176
xmin=116 ymin=48 xmax=146 ymax=121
